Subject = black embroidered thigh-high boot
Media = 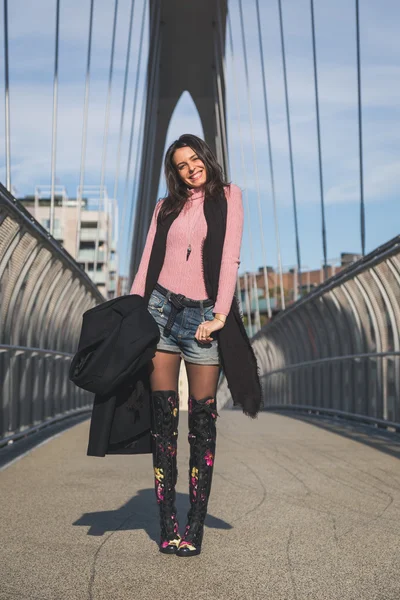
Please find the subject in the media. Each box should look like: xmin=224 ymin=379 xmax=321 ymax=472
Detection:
xmin=176 ymin=395 xmax=218 ymax=557
xmin=150 ymin=390 xmax=181 ymax=554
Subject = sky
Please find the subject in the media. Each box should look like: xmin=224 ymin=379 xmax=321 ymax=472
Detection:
xmin=0 ymin=0 xmax=399 ymax=277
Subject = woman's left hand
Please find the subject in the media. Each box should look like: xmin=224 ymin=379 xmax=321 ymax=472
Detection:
xmin=195 ymin=318 xmax=225 ymax=344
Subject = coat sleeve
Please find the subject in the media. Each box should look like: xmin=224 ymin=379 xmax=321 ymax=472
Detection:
xmin=129 ymin=200 xmax=163 ymax=296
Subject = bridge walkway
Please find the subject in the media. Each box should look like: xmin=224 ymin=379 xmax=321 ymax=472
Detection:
xmin=1 ymin=411 xmax=399 ymax=600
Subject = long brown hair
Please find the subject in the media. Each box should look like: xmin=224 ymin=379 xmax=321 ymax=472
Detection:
xmin=158 ymin=134 xmax=229 ymax=222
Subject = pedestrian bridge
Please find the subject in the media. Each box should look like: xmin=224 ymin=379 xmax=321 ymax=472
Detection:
xmin=2 ymin=185 xmax=399 ymax=598
xmin=1 ymin=409 xmax=399 ymax=600
xmin=1 ymin=1 xmax=400 ymax=598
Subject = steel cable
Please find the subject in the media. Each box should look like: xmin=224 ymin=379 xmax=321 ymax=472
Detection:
xmin=3 ymin=0 xmax=11 ymax=191
xmin=227 ymin=11 xmax=257 ymax=335
xmin=310 ymin=0 xmax=328 ymax=280
xmin=75 ymin=0 xmax=95 ymax=256
xmin=356 ymin=0 xmax=365 ymax=256
xmin=127 ymin=0 xmax=163 ymax=286
xmin=112 ymin=0 xmax=135 ymax=210
xmin=215 ymin=3 xmax=244 ymax=313
xmin=214 ymin=3 xmax=230 ymax=179
xmin=49 ymin=0 xmax=60 ymax=236
xmin=94 ymin=0 xmax=119 ymax=287
xmin=277 ymin=0 xmax=302 ymax=295
xmin=126 ymin=75 xmax=147 ymax=263
xmin=120 ymin=0 xmax=147 ymax=247
xmin=238 ymin=0 xmax=272 ymax=320
xmin=255 ymin=0 xmax=285 ymax=309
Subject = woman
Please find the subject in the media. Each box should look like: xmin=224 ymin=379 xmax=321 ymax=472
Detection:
xmin=130 ymin=133 xmax=260 ymax=557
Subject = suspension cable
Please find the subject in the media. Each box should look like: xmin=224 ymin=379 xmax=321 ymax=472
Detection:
xmin=355 ymin=0 xmax=365 ymax=256
xmin=120 ymin=0 xmax=146 ymax=241
xmin=49 ymin=0 xmax=60 ymax=236
xmin=216 ymin=4 xmax=244 ymax=312
xmin=216 ymin=1 xmax=237 ymax=182
xmin=94 ymin=0 xmax=119 ymax=281
xmin=213 ymin=33 xmax=229 ymax=178
xmin=3 ymin=0 xmax=11 ymax=191
xmin=255 ymin=0 xmax=285 ymax=310
xmin=126 ymin=80 xmax=147 ymax=260
xmin=227 ymin=11 xmax=256 ymax=334
xmin=310 ymin=0 xmax=328 ymax=280
xmin=214 ymin=4 xmax=230 ymax=179
xmin=75 ymin=0 xmax=95 ymax=256
xmin=112 ymin=0 xmax=135 ymax=207
xmin=277 ymin=0 xmax=302 ymax=295
xmin=238 ymin=0 xmax=272 ymax=320
xmin=127 ymin=0 xmax=162 ymax=282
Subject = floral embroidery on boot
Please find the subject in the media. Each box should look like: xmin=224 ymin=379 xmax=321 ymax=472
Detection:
xmin=151 ymin=390 xmax=181 ymax=554
xmin=177 ymin=395 xmax=218 ymax=557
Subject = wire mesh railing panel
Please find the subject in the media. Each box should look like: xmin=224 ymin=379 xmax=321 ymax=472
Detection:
xmin=375 ymin=262 xmax=400 ymax=351
xmin=342 ymin=279 xmax=372 ymax=353
xmin=218 ymin=235 xmax=400 ymax=431
xmin=329 ymin=287 xmax=354 ymax=356
xmin=6 ymin=246 xmax=51 ymax=348
xmin=0 ymin=185 xmax=104 ymax=443
xmin=0 ymin=212 xmax=19 ymax=261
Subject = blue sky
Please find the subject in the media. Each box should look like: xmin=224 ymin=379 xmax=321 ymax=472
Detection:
xmin=0 ymin=0 xmax=399 ymax=277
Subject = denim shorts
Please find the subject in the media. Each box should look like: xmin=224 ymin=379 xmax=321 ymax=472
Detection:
xmin=147 ymin=287 xmax=220 ymax=366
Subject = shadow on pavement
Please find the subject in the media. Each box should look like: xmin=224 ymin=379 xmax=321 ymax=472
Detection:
xmin=73 ymin=488 xmax=233 ymax=542
xmin=270 ymin=409 xmax=400 ymax=460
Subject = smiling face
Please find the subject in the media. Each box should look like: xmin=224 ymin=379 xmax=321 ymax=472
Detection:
xmin=172 ymin=146 xmax=207 ymax=188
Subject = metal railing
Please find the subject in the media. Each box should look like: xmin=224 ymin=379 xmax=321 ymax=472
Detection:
xmin=219 ymin=235 xmax=400 ymax=431
xmin=261 ymin=353 xmax=400 ymax=430
xmin=0 ymin=184 xmax=104 ymax=444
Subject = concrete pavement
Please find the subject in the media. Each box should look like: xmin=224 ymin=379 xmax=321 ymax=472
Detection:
xmin=1 ymin=410 xmax=400 ymax=600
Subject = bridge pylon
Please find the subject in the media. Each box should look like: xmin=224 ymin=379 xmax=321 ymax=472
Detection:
xmin=129 ymin=0 xmax=228 ymax=281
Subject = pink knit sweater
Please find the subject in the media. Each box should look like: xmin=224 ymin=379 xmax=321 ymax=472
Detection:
xmin=130 ymin=183 xmax=243 ymax=316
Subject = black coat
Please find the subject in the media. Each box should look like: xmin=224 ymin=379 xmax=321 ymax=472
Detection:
xmin=70 ymin=294 xmax=159 ymax=456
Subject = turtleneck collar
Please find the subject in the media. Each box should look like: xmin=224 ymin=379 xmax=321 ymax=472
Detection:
xmin=188 ymin=186 xmax=205 ymax=201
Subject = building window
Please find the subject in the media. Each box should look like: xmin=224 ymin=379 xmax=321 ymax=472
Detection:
xmin=81 ymin=221 xmax=98 ymax=228
xmin=41 ymin=218 xmax=60 ymax=230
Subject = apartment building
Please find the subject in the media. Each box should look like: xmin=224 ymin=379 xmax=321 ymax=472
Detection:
xmin=19 ymin=185 xmax=118 ymax=299
xmin=238 ymin=253 xmax=362 ymax=324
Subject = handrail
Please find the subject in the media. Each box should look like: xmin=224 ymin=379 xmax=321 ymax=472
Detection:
xmin=0 ymin=344 xmax=74 ymax=357
xmin=256 ymin=234 xmax=400 ymax=333
xmin=262 ymin=351 xmax=400 ymax=377
xmin=0 ymin=186 xmax=100 ymax=440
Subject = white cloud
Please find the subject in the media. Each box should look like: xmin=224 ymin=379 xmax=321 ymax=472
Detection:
xmin=0 ymin=0 xmax=399 ymax=273
xmin=326 ymin=160 xmax=400 ymax=205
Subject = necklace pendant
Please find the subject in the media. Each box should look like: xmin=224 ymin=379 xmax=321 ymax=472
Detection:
xmin=186 ymin=244 xmax=192 ymax=261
